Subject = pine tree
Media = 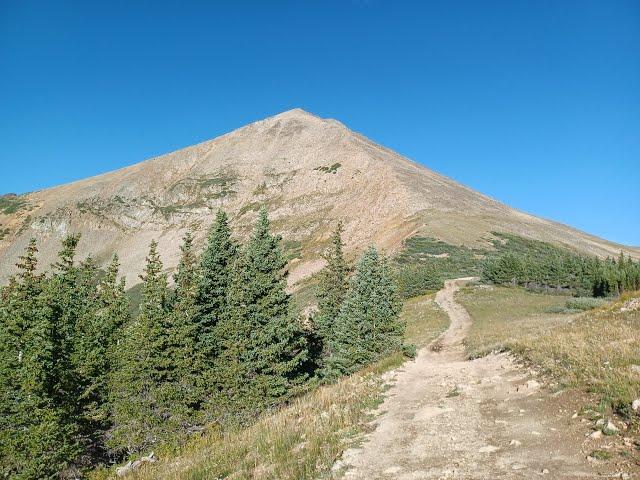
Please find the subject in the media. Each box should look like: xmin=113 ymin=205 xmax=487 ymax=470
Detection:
xmin=0 ymin=239 xmax=80 ymax=479
xmin=212 ymin=208 xmax=308 ymax=422
xmin=73 ymin=255 xmax=129 ymax=443
xmin=326 ymin=246 xmax=404 ymax=377
xmin=108 ymin=240 xmax=170 ymax=454
xmin=164 ymin=231 xmax=203 ymax=427
xmin=196 ymin=210 xmax=237 ymax=362
xmin=314 ymin=222 xmax=349 ymax=372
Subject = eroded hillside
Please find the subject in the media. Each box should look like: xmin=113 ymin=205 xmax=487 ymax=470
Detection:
xmin=0 ymin=109 xmax=637 ymax=287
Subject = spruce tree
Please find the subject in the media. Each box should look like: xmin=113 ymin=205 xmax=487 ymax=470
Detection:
xmin=326 ymin=246 xmax=404 ymax=377
xmin=164 ymin=231 xmax=202 ymax=426
xmin=314 ymin=222 xmax=349 ymax=372
xmin=108 ymin=240 xmax=170 ymax=454
xmin=0 ymin=239 xmax=80 ymax=479
xmin=212 ymin=208 xmax=308 ymax=422
xmin=73 ymin=255 xmax=129 ymax=442
xmin=196 ymin=210 xmax=237 ymax=361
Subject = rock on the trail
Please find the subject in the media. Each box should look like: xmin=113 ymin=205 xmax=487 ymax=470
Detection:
xmin=631 ymin=399 xmax=640 ymax=413
xmin=509 ymin=439 xmax=522 ymax=446
xmin=588 ymin=430 xmax=603 ymax=439
xmin=479 ymin=445 xmax=500 ymax=453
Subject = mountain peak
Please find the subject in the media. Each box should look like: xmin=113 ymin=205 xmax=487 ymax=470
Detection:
xmin=0 ymin=109 xmax=637 ymax=287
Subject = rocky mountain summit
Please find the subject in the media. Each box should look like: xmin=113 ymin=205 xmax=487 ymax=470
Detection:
xmin=0 ymin=109 xmax=637 ymax=287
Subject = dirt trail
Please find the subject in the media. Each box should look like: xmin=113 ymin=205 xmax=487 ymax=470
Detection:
xmin=337 ymin=278 xmax=627 ymax=479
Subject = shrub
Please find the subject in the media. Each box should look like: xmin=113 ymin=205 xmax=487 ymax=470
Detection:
xmin=565 ymin=297 xmax=609 ymax=311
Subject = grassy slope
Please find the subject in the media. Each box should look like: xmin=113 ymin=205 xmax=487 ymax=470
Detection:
xmin=458 ymin=285 xmax=640 ymax=415
xmin=97 ymin=294 xmax=448 ymax=480
xmin=457 ymin=286 xmax=570 ymax=359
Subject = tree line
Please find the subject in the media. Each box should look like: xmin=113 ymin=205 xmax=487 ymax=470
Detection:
xmin=0 ymin=209 xmax=407 ymax=479
xmin=483 ymin=249 xmax=640 ymax=297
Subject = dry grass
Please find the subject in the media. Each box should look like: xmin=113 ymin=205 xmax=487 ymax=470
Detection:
xmin=402 ymin=293 xmax=449 ymax=349
xmin=458 ymin=285 xmax=571 ymax=359
xmin=94 ymin=294 xmax=448 ymax=479
xmin=459 ymin=286 xmax=640 ymax=415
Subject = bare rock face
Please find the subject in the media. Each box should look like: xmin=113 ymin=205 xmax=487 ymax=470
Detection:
xmin=0 ymin=109 xmax=637 ymax=287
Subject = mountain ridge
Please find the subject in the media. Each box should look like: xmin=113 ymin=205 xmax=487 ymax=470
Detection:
xmin=1 ymin=108 xmax=637 ymax=287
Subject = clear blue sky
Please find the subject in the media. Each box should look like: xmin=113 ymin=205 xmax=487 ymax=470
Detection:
xmin=1 ymin=1 xmax=638 ymax=245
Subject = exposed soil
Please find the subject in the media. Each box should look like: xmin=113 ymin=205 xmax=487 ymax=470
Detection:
xmin=336 ymin=278 xmax=635 ymax=479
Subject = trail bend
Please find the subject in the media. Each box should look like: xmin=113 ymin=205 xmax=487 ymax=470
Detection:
xmin=337 ymin=279 xmax=622 ymax=479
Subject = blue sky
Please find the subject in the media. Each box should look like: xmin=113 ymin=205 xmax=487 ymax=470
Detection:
xmin=1 ymin=1 xmax=638 ymax=245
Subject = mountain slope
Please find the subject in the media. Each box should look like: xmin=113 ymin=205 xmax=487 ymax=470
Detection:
xmin=0 ymin=109 xmax=637 ymax=287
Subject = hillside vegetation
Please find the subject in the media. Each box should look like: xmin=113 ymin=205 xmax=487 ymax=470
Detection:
xmin=97 ymin=295 xmax=447 ymax=480
xmin=0 ymin=210 xmax=410 ymax=479
xmin=394 ymin=232 xmax=640 ymax=299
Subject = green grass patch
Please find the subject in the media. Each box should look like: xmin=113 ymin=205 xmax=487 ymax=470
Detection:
xmin=0 ymin=194 xmax=28 ymax=215
xmin=457 ymin=286 xmax=570 ymax=358
xmin=314 ymin=163 xmax=341 ymax=174
xmin=565 ymin=297 xmax=609 ymax=311
xmin=590 ymin=450 xmax=611 ymax=461
xmin=401 ymin=294 xmax=449 ymax=348
xmin=392 ymin=237 xmax=482 ymax=298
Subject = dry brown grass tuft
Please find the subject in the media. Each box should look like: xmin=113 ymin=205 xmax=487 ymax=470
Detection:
xmin=459 ymin=286 xmax=640 ymax=415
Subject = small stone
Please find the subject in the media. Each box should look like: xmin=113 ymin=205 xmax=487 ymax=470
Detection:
xmin=479 ymin=445 xmax=500 ymax=453
xmin=589 ymin=430 xmax=603 ymax=439
xmin=595 ymin=418 xmax=606 ymax=427
xmin=572 ymin=412 xmax=578 ymax=419
xmin=632 ymin=399 xmax=640 ymax=412
xmin=512 ymin=464 xmax=526 ymax=470
xmin=509 ymin=439 xmax=522 ymax=446
xmin=526 ymin=379 xmax=541 ymax=390
xmin=542 ymin=469 xmax=550 ymax=474
xmin=605 ymin=420 xmax=619 ymax=434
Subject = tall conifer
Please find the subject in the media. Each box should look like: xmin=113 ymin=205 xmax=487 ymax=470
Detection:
xmin=314 ymin=222 xmax=349 ymax=371
xmin=326 ymin=246 xmax=403 ymax=377
xmin=108 ymin=240 xmax=170 ymax=454
xmin=213 ymin=208 xmax=308 ymax=421
xmin=165 ymin=231 xmax=202 ymax=426
xmin=196 ymin=211 xmax=237 ymax=361
xmin=0 ymin=239 xmax=80 ymax=479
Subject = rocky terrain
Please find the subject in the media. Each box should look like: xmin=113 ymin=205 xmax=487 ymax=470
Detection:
xmin=0 ymin=109 xmax=637 ymax=287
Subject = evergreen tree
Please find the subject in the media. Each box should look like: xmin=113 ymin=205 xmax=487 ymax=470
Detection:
xmin=326 ymin=246 xmax=404 ymax=377
xmin=164 ymin=231 xmax=203 ymax=427
xmin=196 ymin=210 xmax=237 ymax=362
xmin=0 ymin=239 xmax=80 ymax=479
xmin=73 ymin=255 xmax=129 ymax=445
xmin=212 ymin=208 xmax=308 ymax=422
xmin=314 ymin=222 xmax=349 ymax=371
xmin=108 ymin=240 xmax=170 ymax=454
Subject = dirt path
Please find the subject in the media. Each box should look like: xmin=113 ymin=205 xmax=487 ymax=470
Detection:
xmin=336 ymin=278 xmax=627 ymax=479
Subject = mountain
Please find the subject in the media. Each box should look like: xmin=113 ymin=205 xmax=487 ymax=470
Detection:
xmin=0 ymin=108 xmax=637 ymax=287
